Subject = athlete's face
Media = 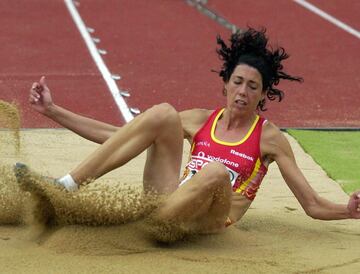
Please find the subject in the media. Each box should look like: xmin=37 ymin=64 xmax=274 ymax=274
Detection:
xmin=224 ymin=64 xmax=265 ymax=113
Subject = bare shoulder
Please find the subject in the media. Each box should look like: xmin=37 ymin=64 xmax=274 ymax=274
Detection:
xmin=180 ymin=108 xmax=212 ymax=123
xmin=261 ymin=121 xmax=294 ymax=162
xmin=261 ymin=121 xmax=285 ymax=143
xmin=180 ymin=109 xmax=213 ymax=141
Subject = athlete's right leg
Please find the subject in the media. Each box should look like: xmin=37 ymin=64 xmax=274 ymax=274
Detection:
xmin=151 ymin=161 xmax=232 ymax=237
xmin=68 ymin=103 xmax=183 ymax=193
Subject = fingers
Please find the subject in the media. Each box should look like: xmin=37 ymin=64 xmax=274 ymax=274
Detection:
xmin=29 ymin=91 xmax=39 ymax=104
xmin=354 ymin=191 xmax=360 ymax=212
xmin=29 ymin=82 xmax=42 ymax=103
xmin=29 ymin=76 xmax=49 ymax=105
xmin=31 ymin=82 xmax=43 ymax=92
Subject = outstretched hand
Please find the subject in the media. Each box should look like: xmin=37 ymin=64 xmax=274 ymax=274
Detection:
xmin=29 ymin=76 xmax=54 ymax=114
xmin=347 ymin=191 xmax=360 ymax=219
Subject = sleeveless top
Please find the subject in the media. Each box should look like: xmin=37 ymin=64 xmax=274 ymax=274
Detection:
xmin=180 ymin=108 xmax=268 ymax=201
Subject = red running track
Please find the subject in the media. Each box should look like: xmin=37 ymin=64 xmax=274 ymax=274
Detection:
xmin=0 ymin=0 xmax=359 ymax=128
xmin=77 ymin=0 xmax=227 ymax=119
xmin=206 ymin=0 xmax=360 ymax=127
xmin=0 ymin=0 xmax=124 ymax=128
xmin=310 ymin=0 xmax=360 ymax=30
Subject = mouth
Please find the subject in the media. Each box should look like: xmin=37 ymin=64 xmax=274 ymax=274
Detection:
xmin=234 ymin=99 xmax=247 ymax=106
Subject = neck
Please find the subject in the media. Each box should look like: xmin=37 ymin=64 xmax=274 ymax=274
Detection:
xmin=220 ymin=108 xmax=257 ymax=130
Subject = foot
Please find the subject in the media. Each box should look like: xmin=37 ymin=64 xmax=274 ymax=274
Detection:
xmin=13 ymin=163 xmax=58 ymax=226
xmin=13 ymin=162 xmax=64 ymax=193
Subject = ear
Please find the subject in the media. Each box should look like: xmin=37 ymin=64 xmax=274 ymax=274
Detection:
xmin=223 ymin=87 xmax=227 ymax=96
xmin=223 ymin=81 xmax=230 ymax=96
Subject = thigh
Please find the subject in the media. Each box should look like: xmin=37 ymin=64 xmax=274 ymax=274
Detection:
xmin=142 ymin=106 xmax=184 ymax=194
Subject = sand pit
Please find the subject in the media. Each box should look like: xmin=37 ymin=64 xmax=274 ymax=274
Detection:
xmin=0 ymin=129 xmax=359 ymax=273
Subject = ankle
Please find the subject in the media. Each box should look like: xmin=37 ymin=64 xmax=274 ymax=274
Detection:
xmin=57 ymin=174 xmax=78 ymax=191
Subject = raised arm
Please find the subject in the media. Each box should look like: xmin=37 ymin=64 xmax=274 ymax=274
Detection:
xmin=29 ymin=76 xmax=119 ymax=144
xmin=262 ymin=123 xmax=360 ymax=220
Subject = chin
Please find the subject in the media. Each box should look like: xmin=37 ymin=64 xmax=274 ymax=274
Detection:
xmin=230 ymin=107 xmax=247 ymax=115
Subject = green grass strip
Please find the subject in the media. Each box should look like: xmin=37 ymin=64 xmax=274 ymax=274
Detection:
xmin=287 ymin=130 xmax=360 ymax=194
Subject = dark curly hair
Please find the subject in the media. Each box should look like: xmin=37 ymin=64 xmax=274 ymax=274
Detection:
xmin=216 ymin=27 xmax=303 ymax=111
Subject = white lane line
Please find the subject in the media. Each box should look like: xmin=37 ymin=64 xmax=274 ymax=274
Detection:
xmin=64 ymin=0 xmax=134 ymax=122
xmin=293 ymin=0 xmax=360 ymax=40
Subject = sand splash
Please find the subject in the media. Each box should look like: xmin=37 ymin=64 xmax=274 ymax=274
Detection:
xmin=23 ymin=172 xmax=193 ymax=243
xmin=1 ymin=164 xmax=196 ymax=243
xmin=0 ymin=101 xmax=24 ymax=224
xmin=0 ymin=100 xmax=196 ymax=243
xmin=0 ymin=165 xmax=29 ymax=224
xmin=12 ymin=166 xmax=161 ymax=226
xmin=0 ymin=100 xmax=21 ymax=153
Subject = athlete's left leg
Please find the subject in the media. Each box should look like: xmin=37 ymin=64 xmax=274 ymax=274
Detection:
xmin=15 ymin=103 xmax=183 ymax=194
xmin=68 ymin=103 xmax=183 ymax=193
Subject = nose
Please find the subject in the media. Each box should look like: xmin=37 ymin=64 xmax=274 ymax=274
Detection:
xmin=236 ymin=84 xmax=247 ymax=96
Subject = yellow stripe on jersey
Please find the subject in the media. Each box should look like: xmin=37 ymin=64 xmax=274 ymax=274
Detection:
xmin=190 ymin=142 xmax=195 ymax=153
xmin=235 ymin=158 xmax=261 ymax=193
xmin=210 ymin=108 xmax=260 ymax=146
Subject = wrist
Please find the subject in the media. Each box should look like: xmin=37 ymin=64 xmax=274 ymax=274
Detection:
xmin=346 ymin=203 xmax=356 ymax=219
xmin=43 ymin=104 xmax=58 ymax=118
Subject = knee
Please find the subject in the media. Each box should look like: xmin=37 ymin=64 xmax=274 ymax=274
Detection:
xmin=145 ymin=103 xmax=180 ymax=129
xmin=200 ymin=162 xmax=231 ymax=190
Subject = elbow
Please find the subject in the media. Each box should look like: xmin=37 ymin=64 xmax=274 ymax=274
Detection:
xmin=99 ymin=127 xmax=119 ymax=144
xmin=302 ymin=198 xmax=321 ymax=220
xmin=304 ymin=206 xmax=320 ymax=219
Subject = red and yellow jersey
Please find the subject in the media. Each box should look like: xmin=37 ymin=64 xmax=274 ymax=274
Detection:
xmin=180 ymin=108 xmax=268 ymax=201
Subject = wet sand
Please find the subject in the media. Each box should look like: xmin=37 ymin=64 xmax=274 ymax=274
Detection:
xmin=0 ymin=129 xmax=359 ymax=273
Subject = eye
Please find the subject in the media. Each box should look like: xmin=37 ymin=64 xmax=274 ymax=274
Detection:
xmin=248 ymin=83 xmax=258 ymax=90
xmin=234 ymin=80 xmax=242 ymax=85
